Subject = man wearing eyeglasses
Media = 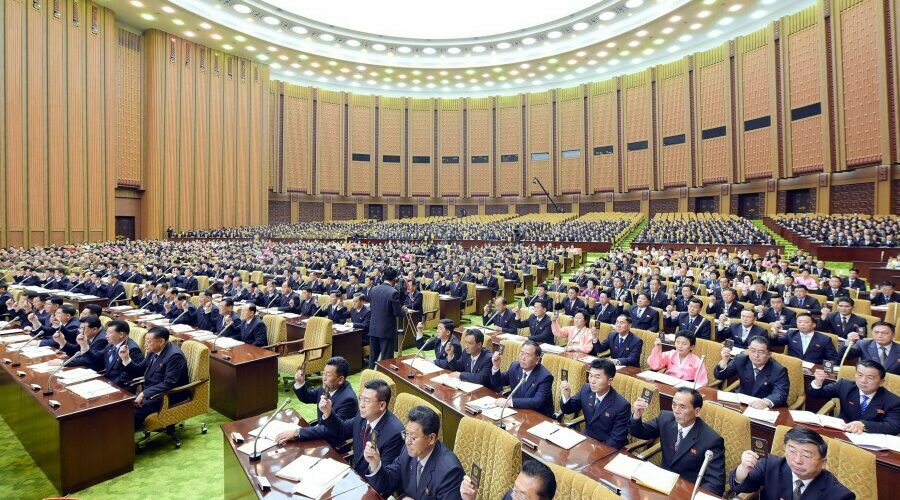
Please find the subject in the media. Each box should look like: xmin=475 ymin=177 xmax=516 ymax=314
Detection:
xmin=313 ymin=378 xmax=403 ymax=497
xmin=490 ymin=340 xmax=555 ymax=417
xmin=364 ymin=405 xmax=464 ymax=500
xmin=714 ymin=335 xmax=789 ymax=409
xmin=729 ymin=427 xmax=854 ymax=500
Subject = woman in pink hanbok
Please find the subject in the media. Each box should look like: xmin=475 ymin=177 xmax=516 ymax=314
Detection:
xmin=647 ymin=331 xmax=709 ymax=386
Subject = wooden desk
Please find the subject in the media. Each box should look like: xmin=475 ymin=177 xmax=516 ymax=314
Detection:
xmin=474 ymin=285 xmax=493 ymax=313
xmin=284 ymin=317 xmax=365 ymax=374
xmin=523 ymin=274 xmax=535 ymax=294
xmin=63 ymin=296 xmax=108 ymax=313
xmin=535 ymin=267 xmax=548 ymax=286
xmin=439 ymin=295 xmax=462 ymax=326
xmin=0 ymin=344 xmax=135 ymax=495
xmin=583 ymin=451 xmax=719 ymax=500
xmin=501 ymin=280 xmax=517 ymax=304
xmin=221 ymin=413 xmax=380 ymax=500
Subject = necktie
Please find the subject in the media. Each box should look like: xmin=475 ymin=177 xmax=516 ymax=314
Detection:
xmin=471 ymin=354 xmax=477 ymax=371
xmin=753 ymin=367 xmax=760 ymax=380
xmin=801 ymin=335 xmax=810 ymax=354
xmin=842 ymin=316 xmax=848 ymax=331
xmin=618 ymin=336 xmax=625 ymax=349
xmin=522 ymin=371 xmax=528 ymax=385
xmin=742 ymin=328 xmax=750 ymax=342
xmin=108 ymin=345 xmax=117 ymax=366
xmin=361 ymin=423 xmax=371 ymax=445
xmin=416 ymin=460 xmax=424 ymax=487
xmin=793 ymin=479 xmax=804 ymax=500
xmin=637 ymin=308 xmax=644 ymax=317
xmin=861 ymin=394 xmax=870 ymax=414
xmin=675 ymin=429 xmax=684 ymax=451
xmin=147 ymin=353 xmax=157 ymax=374
xmin=880 ymin=347 xmax=888 ymax=366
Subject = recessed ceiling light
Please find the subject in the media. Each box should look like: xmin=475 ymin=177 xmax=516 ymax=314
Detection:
xmin=235 ymin=35 xmax=246 ymax=42
xmin=222 ymin=43 xmax=233 ymax=50
xmin=267 ymin=46 xmax=278 ymax=52
xmin=599 ymin=11 xmax=616 ymax=21
xmin=319 ymin=33 xmax=335 ymax=42
xmin=750 ymin=9 xmax=767 ymax=19
xmin=718 ymin=17 xmax=734 ymax=25
xmin=576 ymin=51 xmax=586 ymax=57
xmin=521 ymin=37 xmax=536 ymax=45
xmin=263 ymin=16 xmax=279 ymax=26
xmin=708 ymin=29 xmax=722 ymax=38
xmin=697 ymin=10 xmax=711 ymax=18
xmin=298 ymin=54 xmax=308 ymax=60
xmin=472 ymin=45 xmax=486 ymax=53
xmin=447 ymin=47 xmax=461 ymax=54
xmin=345 ymin=39 xmax=360 ymax=47
xmin=257 ymin=54 xmax=269 ymax=61
xmin=184 ymin=31 xmax=196 ymax=37
xmin=233 ymin=4 xmax=251 ymax=14
xmin=653 ymin=38 xmax=664 ymax=45
xmin=625 ymin=0 xmax=644 ymax=8
xmin=547 ymin=31 xmax=562 ymax=39
xmin=567 ymin=59 xmax=577 ymax=65
xmin=667 ymin=45 xmax=680 ymax=53
xmin=292 ymin=26 xmax=308 ymax=35
xmin=669 ymin=15 xmax=682 ymax=22
xmin=197 ymin=22 xmax=210 ymax=30
xmin=356 ymin=65 xmax=366 ymax=70
xmin=211 ymin=33 xmax=222 ymax=40
xmin=397 ymin=46 xmax=412 ymax=53
xmin=703 ymin=0 xmax=716 ymax=4
xmin=245 ymin=45 xmax=255 ymax=51
xmin=129 ymin=0 xmax=143 ymax=7
xmin=690 ymin=23 xmax=702 ymax=30
xmin=678 ymin=34 xmax=693 ymax=42
xmin=606 ymin=41 xmax=616 ymax=48
xmin=328 ymin=60 xmax=337 ymax=66
xmin=573 ymin=22 xmax=589 ymax=31
xmin=596 ymin=51 xmax=608 ymax=57
xmin=172 ymin=19 xmax=184 ymax=26
xmin=372 ymin=43 xmax=386 ymax=51
xmin=161 ymin=5 xmax=175 ymax=14
xmin=547 ymin=58 xmax=557 ymax=64
xmin=662 ymin=27 xmax=674 ymax=34
xmin=496 ymin=42 xmax=511 ymax=50
xmin=729 ymin=4 xmax=743 ymax=11
xmin=422 ymin=47 xmax=436 ymax=54
xmin=636 ymin=30 xmax=648 ymax=37
xmin=140 ymin=13 xmax=154 ymax=20
xmin=384 ymin=68 xmax=393 ymax=73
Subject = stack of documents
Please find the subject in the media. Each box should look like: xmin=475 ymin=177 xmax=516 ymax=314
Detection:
xmin=237 ymin=438 xmax=277 ymax=456
xmin=257 ymin=308 xmax=283 ymax=315
xmin=603 ymin=453 xmax=679 ymax=495
xmin=0 ymin=334 xmax=34 ymax=344
xmin=56 ymin=368 xmax=102 ymax=384
xmin=497 ymin=333 xmax=526 ymax=342
xmin=170 ymin=324 xmax=194 ymax=333
xmin=276 ymin=455 xmax=351 ymax=499
xmin=431 ymin=374 xmax=483 ymax=393
xmin=124 ymin=309 xmax=146 ymax=316
xmin=148 ymin=319 xmax=171 ymax=327
xmin=184 ymin=330 xmax=216 ymax=340
xmin=527 ymin=421 xmax=587 ymax=449
xmin=0 ymin=328 xmax=25 ymax=335
xmin=13 ymin=345 xmax=57 ymax=358
xmin=539 ymin=343 xmax=565 ymax=354
xmin=333 ymin=323 xmax=355 ymax=333
xmin=139 ymin=313 xmax=164 ymax=320
xmin=716 ymin=391 xmax=760 ymax=406
xmin=108 ymin=305 xmax=133 ymax=312
xmin=212 ymin=337 xmax=245 ymax=349
xmin=742 ymin=406 xmax=779 ymax=424
xmin=401 ymin=358 xmax=443 ymax=375
xmin=845 ymin=432 xmax=900 ymax=452
xmin=68 ymin=379 xmax=120 ymax=399
xmin=28 ymin=361 xmax=59 ymax=373
xmin=789 ymin=411 xmax=847 ymax=430
xmin=249 ymin=420 xmax=300 ymax=441
xmin=282 ymin=313 xmax=301 ymax=319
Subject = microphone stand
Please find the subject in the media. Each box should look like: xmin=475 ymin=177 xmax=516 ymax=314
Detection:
xmin=107 ymin=291 xmax=125 ymax=307
xmin=690 ymin=450 xmax=714 ymax=500
xmin=171 ymin=307 xmax=190 ymax=326
xmin=43 ymin=351 xmax=83 ymax=395
xmin=692 ymin=355 xmax=706 ymax=390
xmin=249 ymin=399 xmax=292 ymax=461
xmin=265 ymin=293 xmax=282 ymax=309
xmin=10 ymin=330 xmax=45 ymax=367
xmin=406 ymin=342 xmax=428 ymax=379
xmin=210 ymin=321 xmax=234 ymax=353
xmin=498 ymin=375 xmax=526 ymax=429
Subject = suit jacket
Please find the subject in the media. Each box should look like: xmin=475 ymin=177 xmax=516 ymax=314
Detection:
xmin=706 ymin=299 xmax=744 ymax=318
xmin=63 ymin=330 xmax=109 ymax=366
xmin=39 ymin=318 xmax=80 ymax=347
xmin=871 ymin=291 xmax=900 ymax=306
xmin=124 ymin=342 xmax=190 ymax=405
xmin=713 ymin=355 xmax=789 ymax=407
xmin=106 ymin=282 xmax=126 ymax=303
xmin=629 ymin=412 xmax=726 ymax=496
xmin=666 ymin=312 xmax=712 ymax=340
xmin=447 ymin=282 xmax=467 ymax=301
xmin=758 ymin=307 xmax=798 ymax=329
xmin=483 ymin=309 xmax=517 ymax=334
xmin=561 ymin=386 xmax=630 ymax=449
xmin=490 ymin=361 xmax=555 ymax=417
xmin=181 ymin=276 xmax=198 ymax=292
xmin=647 ymin=291 xmax=670 ymax=310
xmin=772 ymin=330 xmax=838 ymax=364
xmin=556 ymin=297 xmax=588 ymax=316
xmin=350 ymin=306 xmax=371 ymax=335
xmin=481 ymin=275 xmax=499 ymax=293
xmin=516 ymin=314 xmax=552 ymax=344
xmin=418 ymin=336 xmax=462 ymax=369
xmin=607 ymin=288 xmax=633 ymax=304
xmin=672 ymin=295 xmax=695 ymax=312
xmin=819 ymin=312 xmax=868 ymax=338
xmin=787 ymin=295 xmax=822 ymax=313
xmin=323 ymin=409 xmax=405 ymax=496
xmin=839 ymin=339 xmax=900 ymax=375
xmin=807 ymin=379 xmax=900 ymax=434
xmin=448 ymin=350 xmax=492 ymax=386
xmin=87 ymin=338 xmax=144 ymax=389
xmin=296 ymin=381 xmax=359 ymax=447
xmin=320 ymin=304 xmax=350 ymax=325
xmin=368 ymin=283 xmax=404 ymax=340
xmin=368 ymin=440 xmax=464 ymax=500
xmin=719 ymin=324 xmax=767 ymax=349
xmin=590 ymin=302 xmax=621 ymax=325
xmin=822 ymin=287 xmax=849 ymax=302
xmin=729 ymin=455 xmax=855 ymax=500
xmin=169 ymin=305 xmax=198 ymax=327
xmin=629 ymin=305 xmax=660 ymax=332
xmin=526 ymin=294 xmax=554 ymax=311
xmin=195 ymin=306 xmax=220 ymax=332
xmin=742 ymin=290 xmax=773 ymax=307
xmin=593 ymin=331 xmax=643 ymax=367
xmin=228 ymin=316 xmax=267 ymax=347
xmin=842 ymin=278 xmax=868 ymax=292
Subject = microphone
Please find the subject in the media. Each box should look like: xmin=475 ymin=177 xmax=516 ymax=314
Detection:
xmin=10 ymin=330 xmax=45 ymax=367
xmin=171 ymin=306 xmax=191 ymax=325
xmin=484 ymin=309 xmax=501 ymax=327
xmin=210 ymin=320 xmax=234 ymax=353
xmin=690 ymin=450 xmax=715 ymax=500
xmin=108 ymin=291 xmax=125 ymax=306
xmin=498 ymin=374 xmax=526 ymax=429
xmin=407 ymin=342 xmax=428 ymax=379
xmin=692 ymin=355 xmax=706 ymax=390
xmin=65 ymin=280 xmax=80 ymax=292
xmin=43 ymin=351 xmax=83 ymax=395
xmin=265 ymin=292 xmax=282 ymax=309
xmin=250 ymin=398 xmax=292 ymax=461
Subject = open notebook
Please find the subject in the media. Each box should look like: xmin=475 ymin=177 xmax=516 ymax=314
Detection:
xmin=275 ymin=455 xmax=351 ymax=499
xmin=603 ymin=453 xmax=679 ymax=495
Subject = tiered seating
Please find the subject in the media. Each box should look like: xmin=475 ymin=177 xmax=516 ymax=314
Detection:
xmin=635 ymin=213 xmax=774 ymax=245
xmin=774 ymin=214 xmax=899 ymax=247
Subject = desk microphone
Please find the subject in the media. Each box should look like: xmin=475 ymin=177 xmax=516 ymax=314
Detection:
xmin=43 ymin=351 xmax=83 ymax=396
xmin=250 ymin=399 xmax=292 ymax=462
xmin=265 ymin=292 xmax=282 ymax=309
xmin=65 ymin=281 xmax=80 ymax=292
xmin=171 ymin=306 xmax=191 ymax=325
xmin=10 ymin=330 xmax=45 ymax=367
xmin=108 ymin=291 xmax=125 ymax=306
xmin=498 ymin=375 xmax=526 ymax=429
xmin=406 ymin=342 xmax=428 ymax=379
xmin=690 ymin=450 xmax=715 ymax=500
xmin=210 ymin=321 xmax=234 ymax=353
xmin=484 ymin=309 xmax=501 ymax=327
xmin=692 ymin=355 xmax=706 ymax=390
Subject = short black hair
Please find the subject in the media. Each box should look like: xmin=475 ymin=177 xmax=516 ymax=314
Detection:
xmin=520 ymin=460 xmax=557 ymax=500
xmin=177 ymin=293 xmax=190 ymax=301
xmin=872 ymin=321 xmax=895 ymax=333
xmin=836 ymin=297 xmax=854 ymax=306
xmin=589 ymin=358 xmax=616 ymax=378
xmin=674 ymin=387 xmax=703 ymax=408
xmin=674 ymin=330 xmax=697 ymax=346
xmin=147 ymin=326 xmax=170 ymax=342
xmin=245 ymin=303 xmax=257 ymax=313
xmin=784 ymin=427 xmax=827 ymax=458
xmin=81 ymin=316 xmax=102 ymax=329
xmin=60 ymin=304 xmax=77 ymax=317
xmin=439 ymin=318 xmax=455 ymax=332
xmin=383 ymin=267 xmax=398 ymax=281
xmin=49 ymin=297 xmax=64 ymax=306
xmin=363 ymin=378 xmax=392 ymax=405
xmin=407 ymin=405 xmax=441 ymax=437
xmin=747 ymin=335 xmax=771 ymax=351
xmin=106 ymin=319 xmax=130 ymax=335
xmin=857 ymin=359 xmax=886 ymax=379
xmin=83 ymin=303 xmax=102 ymax=317
xmin=325 ymin=356 xmax=350 ymax=378
xmin=522 ymin=339 xmax=542 ymax=357
xmin=464 ymin=328 xmax=484 ymax=344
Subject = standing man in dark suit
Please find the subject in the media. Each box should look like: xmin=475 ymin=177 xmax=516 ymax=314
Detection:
xmin=729 ymin=427 xmax=854 ymax=500
xmin=490 ymin=340 xmax=555 ymax=417
xmin=368 ymin=267 xmax=405 ymax=369
xmin=629 ymin=388 xmax=727 ymax=496
xmin=714 ymin=335 xmax=790 ymax=409
xmin=592 ymin=315 xmax=644 ymax=367
xmin=120 ymin=327 xmax=190 ymax=430
xmin=312 ymin=378 xmax=404 ymax=497
xmin=839 ymin=322 xmax=899 ymax=375
xmin=809 ymin=360 xmax=900 ymax=435
xmin=446 ymin=329 xmax=493 ymax=386
xmin=817 ymin=297 xmax=868 ymax=338
xmin=364 ymin=405 xmax=465 ymax=500
xmin=559 ymin=358 xmax=630 ymax=449
xmin=770 ymin=313 xmax=838 ymax=365
xmin=666 ymin=299 xmax=711 ymax=340
xmin=82 ymin=320 xmax=144 ymax=391
xmin=228 ymin=304 xmax=267 ymax=347
xmin=275 ymin=357 xmax=359 ymax=448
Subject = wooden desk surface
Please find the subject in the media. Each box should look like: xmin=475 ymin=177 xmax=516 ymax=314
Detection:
xmin=220 ymin=412 xmax=381 ymax=500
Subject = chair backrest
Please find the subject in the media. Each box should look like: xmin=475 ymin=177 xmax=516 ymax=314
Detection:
xmin=180 ymin=340 xmax=210 ymax=407
xmin=770 ymin=352 xmax=804 ymax=409
xmin=853 ymin=298 xmax=871 ymax=315
xmin=262 ymin=314 xmax=287 ymax=346
xmin=250 ymin=271 xmax=264 ymax=286
xmin=820 ymin=331 xmax=841 ymax=351
xmin=395 ymin=393 xmax=442 ymax=442
xmin=544 ymin=354 xmax=589 ymax=416
xmin=546 ymin=462 xmax=619 ymax=499
xmin=463 ymin=282 xmax=476 ymax=315
xmin=357 ymin=369 xmax=397 ymax=412
xmin=196 ymin=275 xmax=209 ymax=291
xmin=130 ymin=326 xmax=148 ymax=354
xmin=693 ymin=338 xmax=723 ymax=386
xmin=123 ymin=282 xmax=136 ymax=300
xmin=454 ymin=417 xmax=522 ymax=500
xmin=630 ymin=328 xmax=658 ymax=370
xmin=422 ymin=291 xmax=440 ymax=329
xmin=769 ymin=425 xmax=876 ymax=500
xmin=702 ymin=402 xmax=751 ymax=478
xmin=304 ymin=317 xmax=334 ymax=375
xmin=651 ymin=306 xmax=665 ymax=331
xmin=611 ymin=373 xmax=660 ymax=446
xmin=499 ymin=339 xmax=523 ymax=372
xmin=99 ymin=315 xmax=112 ymax=326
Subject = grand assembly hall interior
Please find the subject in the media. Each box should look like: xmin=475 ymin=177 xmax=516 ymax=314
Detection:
xmin=1 ymin=0 xmax=899 ymax=499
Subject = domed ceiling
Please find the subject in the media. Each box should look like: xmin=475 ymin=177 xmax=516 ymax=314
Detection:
xmin=107 ymin=0 xmax=815 ymax=97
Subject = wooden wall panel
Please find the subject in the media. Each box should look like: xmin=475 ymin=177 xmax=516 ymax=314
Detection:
xmin=737 ymin=29 xmax=777 ymax=180
xmin=409 ymin=99 xmax=434 ymax=197
xmin=696 ymin=46 xmax=731 ymax=185
xmin=116 ymin=28 xmax=141 ymax=187
xmin=194 ymin=46 xmax=209 ymax=230
xmin=283 ymin=84 xmax=311 ymax=193
xmin=379 ymin=97 xmax=404 ymax=196
xmin=316 ymin=89 xmax=343 ymax=195
xmin=438 ymin=99 xmax=462 ymax=197
xmin=249 ymin=63 xmax=267 ymax=225
xmin=48 ymin=2 xmax=67 ymax=244
xmin=234 ymin=59 xmax=251 ymax=225
xmin=468 ymin=97 xmax=493 ymax=197
xmin=589 ymin=80 xmax=618 ymax=193
xmin=207 ymin=51 xmax=224 ymax=229
xmin=27 ymin=1 xmax=47 ymax=246
xmin=349 ymin=94 xmax=374 ymax=195
xmin=527 ymin=92 xmax=553 ymax=196
xmin=624 ymin=71 xmax=653 ymax=191
xmin=5 ymin=0 xmax=26 ymax=247
xmin=656 ymin=60 xmax=690 ymax=188
xmin=268 ymin=82 xmax=279 ymax=192
xmin=178 ymin=41 xmax=196 ymax=231
xmin=497 ymin=95 xmax=522 ymax=197
xmin=783 ymin=6 xmax=827 ymax=175
xmin=557 ymin=86 xmax=585 ymax=195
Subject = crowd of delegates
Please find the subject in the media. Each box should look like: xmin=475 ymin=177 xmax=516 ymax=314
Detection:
xmin=775 ymin=214 xmax=899 ymax=247
xmin=172 ymin=221 xmax=374 ymax=240
xmin=635 ymin=215 xmax=775 ymax=245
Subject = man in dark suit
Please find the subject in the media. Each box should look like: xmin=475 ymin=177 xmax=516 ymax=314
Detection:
xmin=38 ymin=305 xmax=80 ymax=347
xmin=547 ymin=276 xmax=566 ymax=293
xmin=592 ymin=315 xmax=644 ymax=367
xmin=428 ymin=272 xmax=448 ymax=294
xmin=666 ymin=298 xmax=712 ymax=340
xmin=839 ymin=322 xmax=899 ymax=375
xmin=717 ymin=309 xmax=767 ymax=349
xmin=809 ymin=360 xmax=900 ymax=435
xmin=515 ymin=300 xmax=553 ymax=344
xmin=741 ymin=280 xmax=773 ymax=307
xmin=706 ymin=288 xmax=744 ymax=318
xmin=607 ymin=277 xmax=633 ymax=304
xmin=461 ymin=460 xmax=557 ymax=500
xmin=842 ymin=269 xmax=867 ymax=292
xmin=490 ymin=340 xmax=555 ymax=417
xmin=483 ymin=297 xmax=518 ymax=334
xmin=559 ymin=358 xmax=630 ymax=449
xmin=629 ymin=388 xmax=727 ymax=496
xmin=227 ymin=304 xmax=267 ymax=347
xmin=105 ymin=273 xmax=127 ymax=305
xmin=195 ymin=292 xmax=220 ymax=331
xmin=368 ymin=267 xmax=405 ymax=369
xmin=646 ymin=279 xmax=670 ymax=310
xmin=714 ymin=335 xmax=790 ymax=409
xmin=591 ymin=291 xmax=621 ymax=325
xmin=524 ymin=283 xmax=554 ymax=311
xmin=629 ymin=293 xmax=660 ymax=332
xmin=365 ymin=405 xmax=464 ymax=500
xmin=447 ymin=329 xmax=493 ymax=386
xmin=556 ymin=287 xmax=588 ymax=316
xmin=79 ymin=320 xmax=144 ymax=390
xmin=415 ymin=319 xmax=462 ymax=369
xmin=771 ymin=313 xmax=838 ymax=365
xmin=812 ymin=261 xmax=832 ymax=280
xmin=348 ymin=294 xmax=371 ymax=344
xmin=818 ymin=297 xmax=868 ymax=338
xmin=313 ymin=378 xmax=404 ymax=497
xmin=180 ymin=268 xmax=199 ymax=292
xmin=275 ymin=357 xmax=359 ymax=448
xmin=870 ymin=281 xmax=900 ymax=306
xmin=729 ymin=427 xmax=854 ymax=500
xmin=757 ymin=295 xmax=798 ymax=329
xmin=317 ymin=291 xmax=349 ymax=324
xmin=673 ymin=284 xmax=697 ymax=313
xmin=120 ymin=326 xmax=190 ymax=430
xmin=447 ymin=272 xmax=467 ymax=303
xmin=50 ymin=316 xmax=107 ymax=367
xmin=214 ymin=298 xmax=239 ymax=334
xmin=480 ymin=271 xmax=499 ymax=296
xmin=821 ymin=276 xmax=849 ymax=303
xmin=167 ymin=293 xmax=197 ymax=327
xmin=787 ymin=285 xmax=822 ymax=314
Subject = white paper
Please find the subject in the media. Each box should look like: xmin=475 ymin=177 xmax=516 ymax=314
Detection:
xmin=801 ymin=360 xmax=815 ymax=370
xmin=17 ymin=346 xmax=58 ymax=358
xmin=282 ymin=313 xmax=301 ymax=318
xmin=27 ymin=361 xmax=58 ymax=373
xmin=213 ymin=337 xmax=245 ymax=348
xmin=139 ymin=313 xmax=164 ymax=320
xmin=109 ymin=305 xmax=133 ymax=311
xmin=526 ymin=421 xmax=586 ymax=449
xmin=637 ymin=370 xmax=685 ymax=387
xmin=56 ymin=368 xmax=101 ymax=384
xmin=481 ymin=405 xmax=517 ymax=421
xmin=0 ymin=334 xmax=34 ymax=344
xmin=0 ymin=328 xmax=25 ymax=335
xmin=742 ymin=406 xmax=779 ymax=424
xmin=539 ymin=343 xmax=565 ymax=354
xmin=466 ymin=396 xmax=497 ymax=410
xmin=497 ymin=333 xmax=526 ymax=342
xmin=846 ymin=432 xmax=900 ymax=453
xmin=237 ymin=438 xmax=276 ymax=455
xmin=527 ymin=421 xmax=562 ymax=440
xmin=603 ymin=454 xmax=678 ymax=495
xmin=431 ymin=374 xmax=483 ymax=393
xmin=170 ymin=324 xmax=194 ymax=333
xmin=716 ymin=390 xmax=759 ymax=406
xmin=401 ymin=358 xmax=444 ymax=375
xmin=249 ymin=420 xmax=300 ymax=441
xmin=148 ymin=319 xmax=171 ymax=327
xmin=67 ymin=379 xmax=119 ymax=399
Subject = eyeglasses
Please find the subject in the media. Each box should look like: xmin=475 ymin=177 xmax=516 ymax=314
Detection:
xmin=785 ymin=445 xmax=823 ymax=462
xmin=400 ymin=430 xmax=421 ymax=442
xmin=747 ymin=349 xmax=769 ymax=356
